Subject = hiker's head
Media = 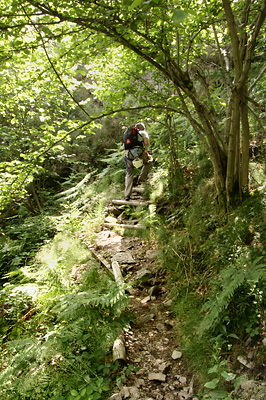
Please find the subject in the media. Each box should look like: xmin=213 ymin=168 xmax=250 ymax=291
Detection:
xmin=136 ymin=122 xmax=145 ymax=130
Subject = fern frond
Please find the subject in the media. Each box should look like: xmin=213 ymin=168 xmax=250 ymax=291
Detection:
xmin=198 ymin=254 xmax=266 ymax=336
xmin=52 ymin=283 xmax=128 ymax=322
xmin=54 ymin=172 xmax=94 ymax=201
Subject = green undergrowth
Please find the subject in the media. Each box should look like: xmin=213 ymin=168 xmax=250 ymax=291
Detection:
xmin=153 ymin=168 xmax=266 ymax=399
xmin=0 ymin=176 xmax=132 ymax=400
xmin=2 ymin=156 xmax=266 ymax=400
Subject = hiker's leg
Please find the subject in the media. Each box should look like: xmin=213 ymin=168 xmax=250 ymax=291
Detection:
xmin=138 ymin=153 xmax=151 ymax=183
xmin=125 ymin=157 xmax=134 ymax=198
xmin=138 ymin=164 xmax=150 ymax=183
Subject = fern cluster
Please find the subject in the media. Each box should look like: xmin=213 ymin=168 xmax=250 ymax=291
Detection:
xmin=0 ymin=228 xmax=129 ymax=400
xmin=198 ymin=252 xmax=266 ymax=337
xmin=0 ymin=271 xmax=128 ymax=399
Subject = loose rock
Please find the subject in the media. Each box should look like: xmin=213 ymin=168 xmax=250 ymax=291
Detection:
xmin=146 ymin=249 xmax=159 ymax=259
xmin=148 ymin=372 xmax=166 ymax=382
xmin=136 ymin=313 xmax=155 ymax=325
xmin=237 ymin=356 xmax=255 ymax=369
xmin=141 ymin=295 xmax=151 ymax=304
xmin=110 ymin=394 xmax=122 ymax=400
xmin=159 ymin=362 xmax=171 ymax=374
xmin=172 ymin=350 xmax=183 ymax=360
xmin=135 ymin=267 xmax=152 ymax=281
xmin=112 ymin=252 xmax=136 ymax=264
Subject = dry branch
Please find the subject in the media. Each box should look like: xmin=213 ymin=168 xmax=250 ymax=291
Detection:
xmin=91 ymin=250 xmax=114 ymax=278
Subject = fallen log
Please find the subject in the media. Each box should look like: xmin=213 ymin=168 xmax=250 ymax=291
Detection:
xmin=103 ymin=222 xmax=145 ymax=230
xmin=111 ymin=199 xmax=150 ymax=206
xmin=113 ymin=328 xmax=127 ymax=364
xmin=111 ymin=261 xmax=127 ymax=363
xmin=111 ymin=261 xmax=123 ymax=287
xmin=91 ymin=250 xmax=114 ymax=278
xmin=133 ymin=187 xmax=145 ymax=194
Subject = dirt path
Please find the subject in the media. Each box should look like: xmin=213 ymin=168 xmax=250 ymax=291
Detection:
xmin=95 ymin=221 xmax=197 ymax=400
xmin=92 ymin=190 xmax=266 ymax=400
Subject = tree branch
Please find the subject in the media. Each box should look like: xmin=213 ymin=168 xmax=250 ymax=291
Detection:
xmin=248 ymin=64 xmax=266 ymax=93
xmin=222 ymin=0 xmax=241 ymax=78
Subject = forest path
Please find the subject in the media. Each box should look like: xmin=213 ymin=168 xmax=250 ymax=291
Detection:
xmin=93 ymin=193 xmax=266 ymax=400
xmin=93 ymin=191 xmax=197 ymax=400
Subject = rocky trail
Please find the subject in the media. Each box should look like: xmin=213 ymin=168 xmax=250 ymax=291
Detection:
xmin=92 ymin=189 xmax=198 ymax=400
xmin=92 ymin=189 xmax=266 ymax=400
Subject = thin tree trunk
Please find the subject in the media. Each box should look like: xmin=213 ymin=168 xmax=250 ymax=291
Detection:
xmin=240 ymin=85 xmax=250 ymax=190
xmin=226 ymin=92 xmax=241 ymax=203
xmin=30 ymin=182 xmax=42 ymax=213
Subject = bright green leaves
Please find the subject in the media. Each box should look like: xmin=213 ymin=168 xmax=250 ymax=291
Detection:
xmin=129 ymin=0 xmax=161 ymax=10
xmin=172 ymin=9 xmax=188 ymax=25
xmin=129 ymin=0 xmax=143 ymax=11
xmin=172 ymin=8 xmax=198 ymax=25
xmin=69 ymin=377 xmax=110 ymax=400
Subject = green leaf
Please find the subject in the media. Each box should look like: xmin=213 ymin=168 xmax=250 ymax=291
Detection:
xmin=184 ymin=8 xmax=197 ymax=16
xmin=172 ymin=9 xmax=188 ymax=25
xmin=208 ymin=365 xmax=219 ymax=374
xmin=210 ymin=389 xmax=229 ymax=398
xmin=86 ymin=386 xmax=93 ymax=395
xmin=234 ymin=376 xmax=245 ymax=391
xmin=92 ymin=393 xmax=101 ymax=400
xmin=221 ymin=371 xmax=236 ymax=381
xmin=70 ymin=389 xmax=79 ymax=396
xmin=41 ymin=26 xmax=52 ymax=35
xmin=129 ymin=0 xmax=143 ymax=11
xmin=204 ymin=378 xmax=219 ymax=389
xmin=228 ymin=333 xmax=239 ymax=340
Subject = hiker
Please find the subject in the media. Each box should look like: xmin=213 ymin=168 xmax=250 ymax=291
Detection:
xmin=123 ymin=122 xmax=153 ymax=201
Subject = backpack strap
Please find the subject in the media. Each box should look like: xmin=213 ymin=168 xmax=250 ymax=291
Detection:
xmin=127 ymin=147 xmax=144 ymax=161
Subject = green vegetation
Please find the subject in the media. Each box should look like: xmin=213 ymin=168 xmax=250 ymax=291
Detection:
xmin=156 ymin=163 xmax=266 ymax=398
xmin=0 ymin=180 xmax=130 ymax=400
xmin=1 ymin=147 xmax=266 ymax=399
xmin=0 ymin=0 xmax=266 ymax=398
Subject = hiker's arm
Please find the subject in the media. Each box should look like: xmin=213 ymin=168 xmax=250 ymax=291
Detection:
xmin=144 ymin=137 xmax=149 ymax=148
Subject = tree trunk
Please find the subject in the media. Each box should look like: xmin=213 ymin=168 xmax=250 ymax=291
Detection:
xmin=166 ymin=115 xmax=181 ymax=189
xmin=240 ymin=85 xmax=250 ymax=190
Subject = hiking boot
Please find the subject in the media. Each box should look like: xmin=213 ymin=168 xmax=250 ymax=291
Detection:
xmin=125 ymin=196 xmax=130 ymax=201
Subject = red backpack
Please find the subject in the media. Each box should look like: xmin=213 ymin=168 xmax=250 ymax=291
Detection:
xmin=123 ymin=126 xmax=143 ymax=150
